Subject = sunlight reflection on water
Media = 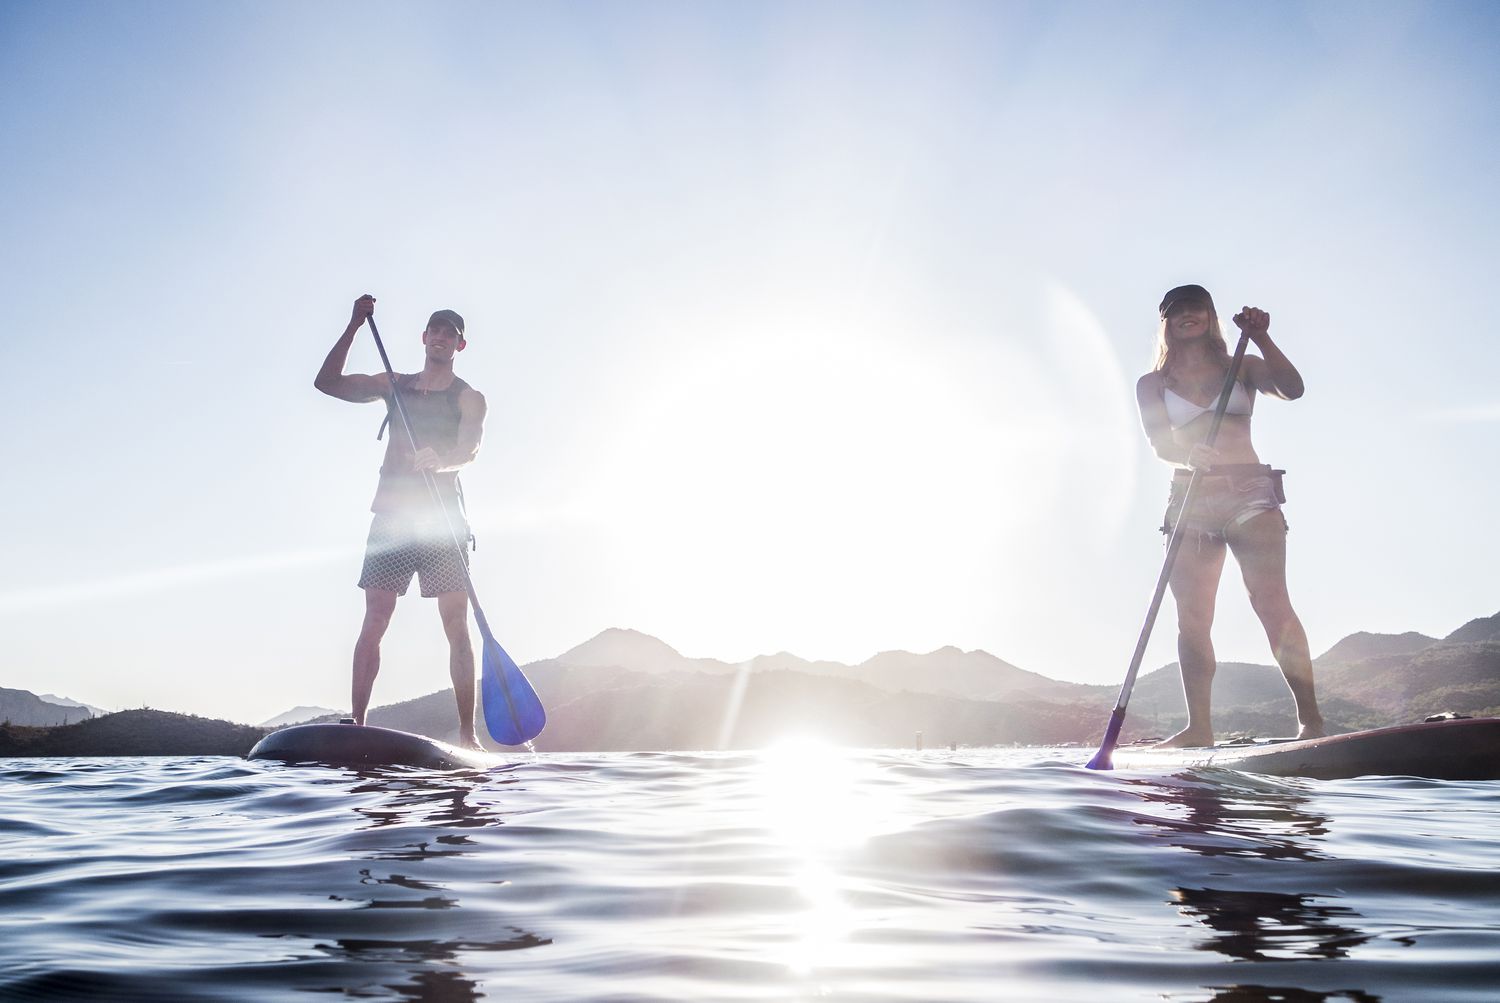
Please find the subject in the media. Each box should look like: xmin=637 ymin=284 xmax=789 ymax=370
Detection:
xmin=756 ymin=738 xmax=900 ymax=850
xmin=754 ymin=739 xmax=891 ymax=981
xmin=3 ymin=751 xmax=1500 ymax=1002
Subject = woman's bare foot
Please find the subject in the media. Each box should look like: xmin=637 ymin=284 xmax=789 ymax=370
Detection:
xmin=455 ymin=733 xmax=483 ymax=752
xmin=1155 ymin=726 xmax=1215 ymax=749
xmin=1295 ymin=719 xmax=1326 ymax=741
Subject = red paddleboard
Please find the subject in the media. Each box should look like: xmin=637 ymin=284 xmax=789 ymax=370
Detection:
xmin=1108 ymin=717 xmax=1500 ymax=780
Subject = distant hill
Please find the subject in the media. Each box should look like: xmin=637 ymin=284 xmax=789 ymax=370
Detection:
xmin=13 ymin=610 xmax=1497 ymax=755
xmin=281 ymin=661 xmax=669 ymax=747
xmin=362 ymin=690 xmax=466 ymax=741
xmin=529 ymin=670 xmax=1109 ymax=751
xmin=1318 ymin=641 xmax=1500 ymax=727
xmin=1315 ymin=631 xmax=1438 ymax=666
xmin=526 ymin=661 xmax=665 ymax=709
xmin=742 ymin=650 xmax=851 ymax=677
xmin=1126 ymin=661 xmax=1298 ymax=729
xmin=1112 ymin=660 xmax=1386 ymax=739
xmin=834 ymin=646 xmax=1086 ymax=702
xmin=0 ymin=687 xmax=95 ymax=727
xmin=0 ymin=709 xmax=265 ymax=757
xmin=259 ymin=705 xmax=343 ymax=728
xmin=302 ymin=613 xmax=1500 ymax=751
xmin=1446 ymin=613 xmax=1500 ymax=644
xmin=555 ymin=628 xmax=719 ymax=673
xmin=552 ymin=627 xmax=1072 ymax=703
xmin=38 ymin=693 xmax=109 ymax=718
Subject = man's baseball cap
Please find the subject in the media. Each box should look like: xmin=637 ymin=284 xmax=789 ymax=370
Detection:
xmin=427 ymin=309 xmax=465 ymax=336
xmin=1158 ymin=284 xmax=1213 ymax=318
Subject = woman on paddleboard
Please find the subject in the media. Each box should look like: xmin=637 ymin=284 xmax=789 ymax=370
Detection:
xmin=1136 ymin=284 xmax=1325 ymax=747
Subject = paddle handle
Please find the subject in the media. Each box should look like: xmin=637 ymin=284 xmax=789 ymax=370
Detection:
xmin=1199 ymin=331 xmax=1251 ymax=452
xmin=364 ymin=317 xmax=425 ymax=466
xmin=1086 ymin=329 xmax=1253 ymax=769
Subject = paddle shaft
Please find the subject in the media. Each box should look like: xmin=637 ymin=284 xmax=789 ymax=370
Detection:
xmin=1087 ymin=329 xmax=1253 ymax=769
xmin=363 ymin=316 xmax=526 ymax=738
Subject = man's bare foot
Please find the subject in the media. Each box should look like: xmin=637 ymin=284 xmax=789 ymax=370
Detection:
xmin=455 ymin=734 xmax=484 ymax=752
xmin=1155 ymin=727 xmax=1215 ymax=749
xmin=1295 ymin=719 xmax=1326 ymax=741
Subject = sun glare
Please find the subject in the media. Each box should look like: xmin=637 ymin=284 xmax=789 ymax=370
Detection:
xmin=756 ymin=737 xmax=892 ymax=851
xmin=580 ymin=279 xmax=1135 ymax=662
xmin=753 ymin=738 xmax=895 ymax=977
xmin=592 ymin=318 xmax=1031 ymax=654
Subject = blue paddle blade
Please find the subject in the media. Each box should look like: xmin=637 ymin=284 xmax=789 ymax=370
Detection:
xmin=479 ymin=636 xmax=546 ymax=746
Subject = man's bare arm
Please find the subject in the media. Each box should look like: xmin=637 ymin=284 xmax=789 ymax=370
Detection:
xmin=315 ymin=294 xmax=393 ymax=403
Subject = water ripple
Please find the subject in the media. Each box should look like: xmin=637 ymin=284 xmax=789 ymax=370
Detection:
xmin=3 ymin=749 xmax=1499 ymax=1001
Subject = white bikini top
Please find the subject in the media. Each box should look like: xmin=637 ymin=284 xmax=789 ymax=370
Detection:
xmin=1162 ymin=381 xmax=1255 ymax=430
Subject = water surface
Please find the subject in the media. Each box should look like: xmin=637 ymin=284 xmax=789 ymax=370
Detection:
xmin=3 ymin=747 xmax=1498 ymax=1001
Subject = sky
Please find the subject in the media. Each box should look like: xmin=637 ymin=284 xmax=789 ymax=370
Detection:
xmin=1 ymin=1 xmax=1497 ymax=725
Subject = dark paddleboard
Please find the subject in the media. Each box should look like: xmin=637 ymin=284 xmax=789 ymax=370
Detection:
xmin=1109 ymin=717 xmax=1500 ymax=780
xmin=248 ymin=722 xmax=504 ymax=770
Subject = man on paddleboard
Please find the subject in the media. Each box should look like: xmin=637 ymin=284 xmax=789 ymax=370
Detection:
xmin=315 ymin=294 xmax=488 ymax=749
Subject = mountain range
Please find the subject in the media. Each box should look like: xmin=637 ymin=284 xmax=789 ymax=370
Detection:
xmin=313 ymin=613 xmax=1500 ymax=751
xmin=0 ymin=688 xmax=102 ymax=727
xmin=5 ymin=612 xmax=1497 ymax=754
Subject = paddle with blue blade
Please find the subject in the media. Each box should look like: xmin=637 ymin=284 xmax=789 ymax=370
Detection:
xmin=1086 ymin=325 xmax=1252 ymax=770
xmin=365 ymin=314 xmax=546 ymax=746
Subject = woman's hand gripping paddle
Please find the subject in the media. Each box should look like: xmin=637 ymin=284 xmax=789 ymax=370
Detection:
xmin=365 ymin=315 xmax=546 ymax=746
xmin=1086 ymin=327 xmax=1252 ymax=770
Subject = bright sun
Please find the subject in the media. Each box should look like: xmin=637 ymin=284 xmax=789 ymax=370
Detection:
xmin=579 ymin=281 xmax=1134 ymax=662
xmin=595 ymin=323 xmax=1027 ymax=641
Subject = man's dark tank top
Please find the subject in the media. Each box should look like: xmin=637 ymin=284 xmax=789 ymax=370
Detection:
xmin=370 ymin=374 xmax=471 ymax=517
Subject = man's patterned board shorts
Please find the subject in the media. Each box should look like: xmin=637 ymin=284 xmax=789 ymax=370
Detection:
xmin=357 ymin=513 xmax=470 ymax=597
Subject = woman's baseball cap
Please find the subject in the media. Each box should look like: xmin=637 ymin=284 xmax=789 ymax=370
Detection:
xmin=1158 ymin=284 xmax=1213 ymax=318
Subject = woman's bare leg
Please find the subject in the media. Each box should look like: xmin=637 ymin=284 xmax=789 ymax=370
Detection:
xmin=1158 ymin=534 xmax=1227 ymax=747
xmin=1228 ymin=511 xmax=1325 ymax=739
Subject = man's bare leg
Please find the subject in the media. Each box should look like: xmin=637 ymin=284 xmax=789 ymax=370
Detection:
xmin=353 ymin=588 xmax=399 ymax=725
xmin=437 ymin=590 xmax=479 ymax=748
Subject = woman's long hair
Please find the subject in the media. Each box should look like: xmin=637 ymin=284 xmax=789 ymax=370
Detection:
xmin=1151 ymin=309 xmax=1231 ymax=376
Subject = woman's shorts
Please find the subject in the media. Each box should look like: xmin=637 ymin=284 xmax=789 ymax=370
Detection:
xmin=1162 ymin=464 xmax=1287 ymax=541
xmin=357 ymin=513 xmax=472 ymax=597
